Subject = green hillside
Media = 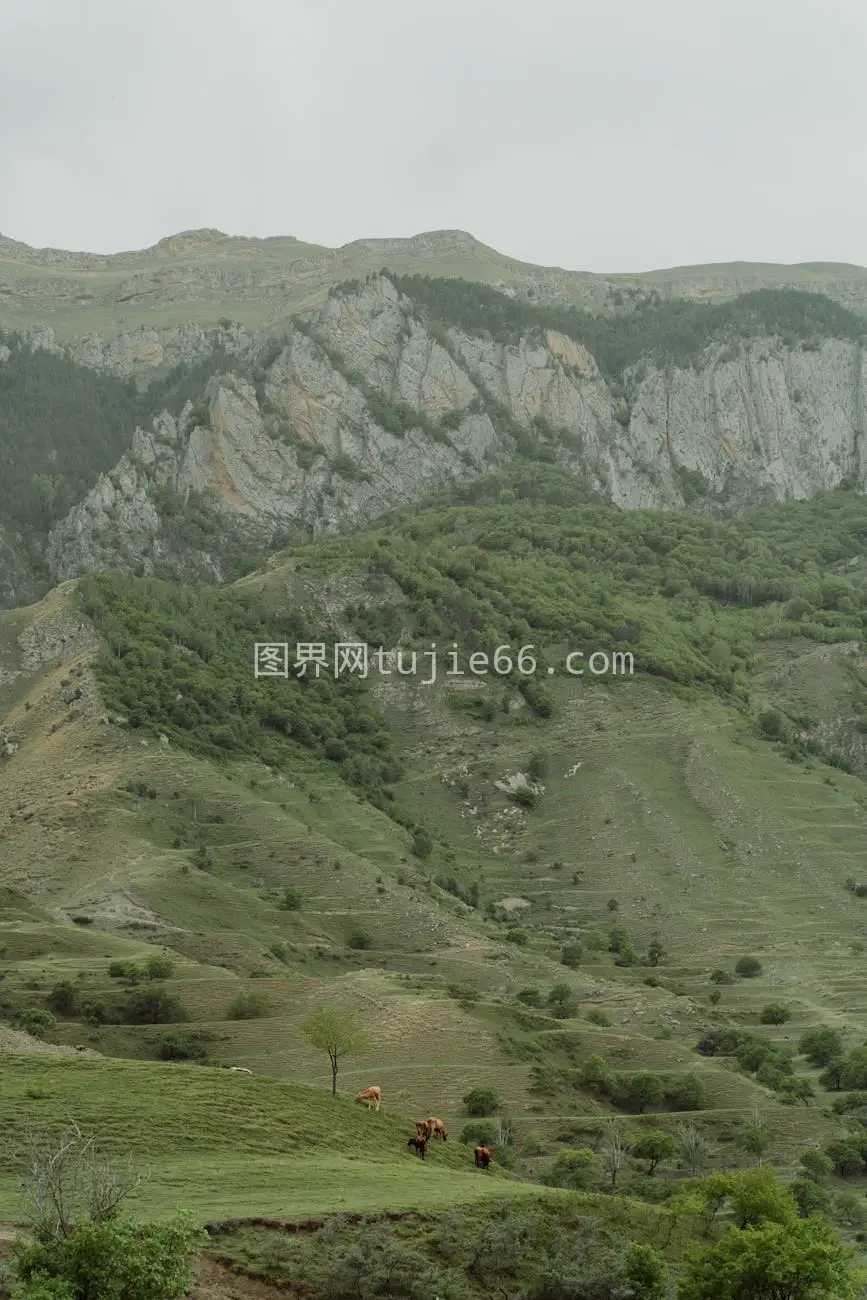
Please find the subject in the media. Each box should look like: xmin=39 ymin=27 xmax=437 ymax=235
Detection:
xmin=0 ymin=468 xmax=866 ymax=1295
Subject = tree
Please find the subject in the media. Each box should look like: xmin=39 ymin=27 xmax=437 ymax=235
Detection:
xmin=790 ymin=1177 xmax=832 ymax=1218
xmin=824 ymin=1140 xmax=864 ymax=1177
xmin=47 ymin=981 xmax=80 ymax=1016
xmin=144 ymin=955 xmax=175 ymax=980
xmin=123 ymin=985 xmax=182 ymax=1024
xmin=631 ymin=1129 xmax=677 ymax=1176
xmin=300 ymin=1005 xmax=368 ymax=1097
xmin=759 ymin=1003 xmax=790 ymax=1024
xmin=665 ymin=1073 xmax=707 ymax=1111
xmin=645 ymin=936 xmax=666 ymax=967
xmin=601 ymin=1119 xmax=625 ymax=1191
xmin=735 ymin=956 xmax=762 ymax=978
xmin=840 ymin=1046 xmax=867 ymax=1091
xmin=677 ymin=1215 xmax=861 ymax=1300
xmin=819 ymin=1057 xmax=846 ymax=1090
xmin=726 ymin=1166 xmax=798 ymax=1229
xmin=618 ymin=1071 xmax=664 ymax=1114
xmin=546 ymin=983 xmax=577 ymax=1018
xmin=15 ymin=1121 xmax=141 ymax=1242
xmin=777 ymin=1076 xmax=814 ymax=1106
xmin=799 ymin=1147 xmax=833 ymax=1183
xmin=739 ymin=1109 xmax=772 ymax=1163
xmin=580 ymin=1054 xmax=614 ymax=1094
xmin=798 ymin=1026 xmax=843 ymax=1067
xmin=677 ymin=1121 xmax=710 ymax=1176
xmin=462 ymin=1087 xmax=501 ymax=1117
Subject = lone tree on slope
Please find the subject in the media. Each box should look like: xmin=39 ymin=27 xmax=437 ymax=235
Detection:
xmin=300 ymin=1004 xmax=369 ymax=1097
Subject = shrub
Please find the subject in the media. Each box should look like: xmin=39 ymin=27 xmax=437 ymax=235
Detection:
xmin=227 ymin=991 xmax=268 ymax=1020
xmin=348 ymin=928 xmax=373 ymax=950
xmin=157 ymin=1031 xmax=211 ymax=1062
xmin=411 ymin=828 xmax=432 ymax=859
xmin=580 ymin=1054 xmax=615 ymax=1093
xmin=47 ymin=981 xmax=80 ymax=1015
xmin=757 ymin=708 xmax=786 ymax=738
xmin=12 ymin=1213 xmax=201 ymax=1300
xmin=463 ymin=1087 xmax=501 ymax=1116
xmin=505 ymin=927 xmax=529 ymax=946
xmin=798 ymin=1026 xmax=844 ymax=1067
xmin=791 ymin=1177 xmax=832 ymax=1218
xmin=760 ymin=1003 xmax=791 ymax=1024
xmin=543 ymin=1147 xmax=604 ymax=1190
xmin=586 ymin=1009 xmax=611 ymax=1027
xmin=664 ymin=1073 xmax=707 ymax=1111
xmin=527 ymin=751 xmax=549 ymax=781
xmin=108 ymin=960 xmax=144 ymax=985
xmin=800 ymin=1147 xmax=834 ymax=1183
xmin=123 ymin=985 xmax=183 ymax=1024
xmin=734 ymin=956 xmax=762 ymax=978
xmin=709 ymin=969 xmax=733 ymax=984
xmin=517 ymin=987 xmax=542 ymax=1007
xmin=12 ymin=1008 xmax=56 ymax=1038
xmin=560 ymin=942 xmax=583 ymax=969
xmin=459 ymin=1121 xmax=497 ymax=1146
xmin=278 ymin=887 xmax=302 ymax=911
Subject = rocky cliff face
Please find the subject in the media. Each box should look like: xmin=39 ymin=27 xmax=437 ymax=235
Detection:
xmin=16 ymin=318 xmax=253 ymax=382
xmin=44 ymin=275 xmax=866 ymax=589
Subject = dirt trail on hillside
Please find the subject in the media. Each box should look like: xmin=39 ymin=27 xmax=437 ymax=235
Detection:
xmin=0 ymin=1026 xmax=100 ymax=1057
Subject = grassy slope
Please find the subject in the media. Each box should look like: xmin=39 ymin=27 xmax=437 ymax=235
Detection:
xmin=0 ymin=480 xmax=865 ymax=1226
xmin=0 ymin=602 xmax=861 ymax=1165
xmin=0 ymin=1056 xmax=529 ymax=1221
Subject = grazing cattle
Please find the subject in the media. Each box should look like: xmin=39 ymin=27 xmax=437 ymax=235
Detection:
xmin=407 ymin=1135 xmax=427 ymax=1159
xmin=473 ymin=1145 xmax=491 ymax=1169
xmin=415 ymin=1120 xmax=433 ymax=1139
xmin=229 ymin=1067 xmax=253 ymax=1074
xmin=355 ymin=1086 xmax=381 ymax=1111
xmin=424 ymin=1117 xmax=447 ymax=1141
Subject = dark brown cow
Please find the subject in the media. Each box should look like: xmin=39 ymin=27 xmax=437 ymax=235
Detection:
xmin=473 ymin=1145 xmax=491 ymax=1169
xmin=407 ymin=1135 xmax=428 ymax=1159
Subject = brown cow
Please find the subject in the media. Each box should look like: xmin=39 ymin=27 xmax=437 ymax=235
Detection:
xmin=407 ymin=1135 xmax=427 ymax=1159
xmin=473 ymin=1145 xmax=491 ymax=1169
xmin=355 ymin=1086 xmax=381 ymax=1111
xmin=425 ymin=1117 xmax=448 ymax=1141
xmin=415 ymin=1120 xmax=433 ymax=1139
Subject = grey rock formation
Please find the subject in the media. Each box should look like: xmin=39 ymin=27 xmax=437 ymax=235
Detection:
xmin=45 ymin=275 xmax=866 ymax=588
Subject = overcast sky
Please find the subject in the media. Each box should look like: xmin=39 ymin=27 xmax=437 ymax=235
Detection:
xmin=2 ymin=0 xmax=865 ymax=272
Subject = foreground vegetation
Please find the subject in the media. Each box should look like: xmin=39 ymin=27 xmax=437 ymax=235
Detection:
xmin=0 ymin=1102 xmax=864 ymax=1298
